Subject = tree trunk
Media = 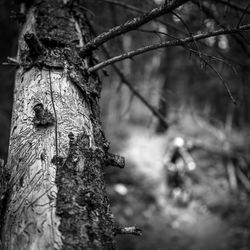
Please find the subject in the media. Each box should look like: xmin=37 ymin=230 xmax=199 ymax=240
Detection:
xmin=0 ymin=1 xmax=118 ymax=249
xmin=155 ymin=48 xmax=171 ymax=134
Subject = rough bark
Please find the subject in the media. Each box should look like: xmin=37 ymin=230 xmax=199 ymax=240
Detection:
xmin=1 ymin=1 xmax=118 ymax=249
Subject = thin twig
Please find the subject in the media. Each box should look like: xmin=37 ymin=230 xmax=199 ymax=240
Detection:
xmin=96 ymin=28 xmax=238 ymax=105
xmin=171 ymin=11 xmax=202 ymax=58
xmin=177 ymin=46 xmax=237 ymax=104
xmin=100 ymin=45 xmax=170 ymax=129
xmin=76 ymin=4 xmax=95 ymax=18
xmin=238 ymin=33 xmax=250 ymax=45
xmin=97 ymin=0 xmax=143 ymax=13
xmin=85 ymin=21 xmax=171 ymax=129
xmin=80 ymin=0 xmax=189 ymax=56
xmin=88 ymin=24 xmax=250 ymax=73
xmin=96 ymin=0 xmax=190 ymax=38
xmin=2 ymin=57 xmax=20 ymax=66
xmin=137 ymin=28 xmax=164 ymax=42
xmin=212 ymin=0 xmax=250 ymax=15
xmin=137 ymin=28 xmax=236 ymax=71
xmin=137 ymin=28 xmax=176 ymax=40
xmin=114 ymin=226 xmax=142 ymax=236
xmin=192 ymin=0 xmax=250 ymax=58
xmin=188 ymin=48 xmax=236 ymax=73
xmin=237 ymin=2 xmax=250 ymax=27
xmin=197 ymin=55 xmax=237 ymax=105
xmin=93 ymin=0 xmax=250 ymax=67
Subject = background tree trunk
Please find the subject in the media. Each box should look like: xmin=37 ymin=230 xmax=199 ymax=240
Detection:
xmin=1 ymin=1 xmax=116 ymax=249
xmin=155 ymin=48 xmax=171 ymax=134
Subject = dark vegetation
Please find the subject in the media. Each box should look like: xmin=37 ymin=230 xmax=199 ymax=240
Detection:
xmin=1 ymin=0 xmax=250 ymax=249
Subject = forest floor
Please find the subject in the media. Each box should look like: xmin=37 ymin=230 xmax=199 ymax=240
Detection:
xmin=104 ymin=117 xmax=250 ymax=250
xmin=114 ymin=197 xmax=249 ymax=250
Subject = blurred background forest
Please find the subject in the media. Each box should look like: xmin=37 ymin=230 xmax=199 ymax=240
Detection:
xmin=1 ymin=0 xmax=250 ymax=249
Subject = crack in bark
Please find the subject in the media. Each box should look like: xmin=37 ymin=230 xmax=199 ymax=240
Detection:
xmin=49 ymin=69 xmax=59 ymax=157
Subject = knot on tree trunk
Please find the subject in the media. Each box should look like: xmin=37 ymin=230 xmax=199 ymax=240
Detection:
xmin=33 ymin=103 xmax=55 ymax=127
xmin=105 ymin=153 xmax=125 ymax=169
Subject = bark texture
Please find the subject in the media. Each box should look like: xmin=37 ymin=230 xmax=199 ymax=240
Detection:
xmin=1 ymin=1 xmax=116 ymax=249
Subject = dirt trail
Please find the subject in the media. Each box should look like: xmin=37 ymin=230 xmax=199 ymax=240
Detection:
xmin=111 ymin=125 xmax=248 ymax=250
xmin=116 ymin=199 xmax=233 ymax=250
xmin=165 ymin=201 xmax=230 ymax=250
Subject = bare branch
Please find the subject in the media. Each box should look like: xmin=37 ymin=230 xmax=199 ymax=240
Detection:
xmin=114 ymin=226 xmax=142 ymax=236
xmin=188 ymin=48 xmax=236 ymax=72
xmin=137 ymin=28 xmax=236 ymax=72
xmin=98 ymin=0 xmax=190 ymax=38
xmin=102 ymin=0 xmax=250 ymax=19
xmin=80 ymin=0 xmax=189 ymax=56
xmin=2 ymin=57 xmax=20 ymax=66
xmin=207 ymin=64 xmax=237 ymax=105
xmin=100 ymin=45 xmax=170 ymax=130
xmin=88 ymin=24 xmax=250 ymax=73
xmin=97 ymin=0 xmax=249 ymax=66
xmin=95 ymin=0 xmax=197 ymax=44
xmin=171 ymin=11 xmax=202 ymax=58
xmin=86 ymin=21 xmax=171 ymax=129
xmin=192 ymin=0 xmax=250 ymax=57
xmin=105 ymin=152 xmax=125 ymax=169
xmin=189 ymin=49 xmax=237 ymax=105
